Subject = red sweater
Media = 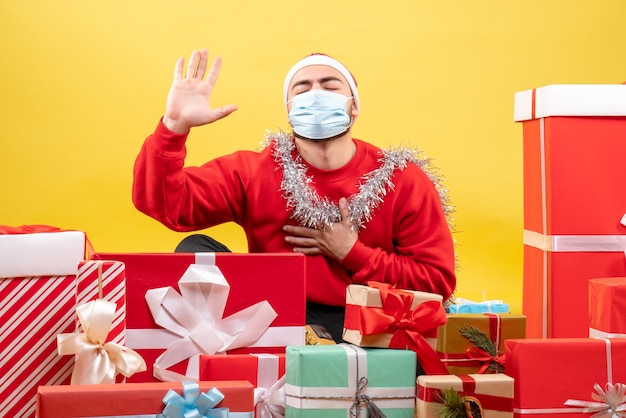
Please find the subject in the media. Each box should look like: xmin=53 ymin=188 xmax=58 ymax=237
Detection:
xmin=133 ymin=120 xmax=456 ymax=306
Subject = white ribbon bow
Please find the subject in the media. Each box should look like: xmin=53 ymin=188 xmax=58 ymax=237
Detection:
xmin=565 ymin=383 xmax=626 ymax=418
xmin=57 ymin=299 xmax=147 ymax=384
xmin=145 ymin=264 xmax=278 ymax=381
xmin=255 ymin=375 xmax=286 ymax=418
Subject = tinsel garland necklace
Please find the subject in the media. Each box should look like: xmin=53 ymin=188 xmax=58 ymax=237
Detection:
xmin=262 ymin=131 xmax=455 ymax=232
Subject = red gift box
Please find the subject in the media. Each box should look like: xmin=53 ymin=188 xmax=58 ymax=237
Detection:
xmin=0 ymin=226 xmax=89 ymax=418
xmin=35 ymin=380 xmax=254 ymax=418
xmin=200 ymin=353 xmax=286 ymax=417
xmin=505 ymin=338 xmax=626 ymax=417
xmin=514 ymin=85 xmax=626 ymax=338
xmin=91 ymin=252 xmax=306 ymax=382
xmin=589 ymin=277 xmax=626 ymax=338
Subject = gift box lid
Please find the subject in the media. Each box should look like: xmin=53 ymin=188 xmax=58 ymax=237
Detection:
xmin=0 ymin=229 xmax=87 ymax=278
xmin=514 ymin=84 xmax=626 ymax=122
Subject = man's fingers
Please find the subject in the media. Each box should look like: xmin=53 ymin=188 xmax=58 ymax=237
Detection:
xmin=194 ymin=49 xmax=209 ymax=80
xmin=206 ymin=56 xmax=223 ymax=88
xmin=173 ymin=57 xmax=184 ymax=81
xmin=339 ymin=197 xmax=351 ymax=223
xmin=185 ymin=50 xmax=200 ymax=79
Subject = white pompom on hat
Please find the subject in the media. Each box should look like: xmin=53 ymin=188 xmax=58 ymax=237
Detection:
xmin=283 ymin=53 xmax=359 ymax=110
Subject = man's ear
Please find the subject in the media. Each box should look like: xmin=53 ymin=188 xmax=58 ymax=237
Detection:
xmin=351 ymin=105 xmax=359 ymax=118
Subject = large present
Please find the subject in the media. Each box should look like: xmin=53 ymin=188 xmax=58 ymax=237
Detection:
xmin=91 ymin=252 xmax=306 ymax=382
xmin=0 ymin=226 xmax=87 ymax=418
xmin=200 ymin=353 xmax=286 ymax=417
xmin=514 ymin=84 xmax=626 ymax=338
xmin=285 ymin=344 xmax=416 ymax=418
xmin=436 ymin=313 xmax=525 ymax=375
xmin=342 ymin=282 xmax=448 ymax=375
xmin=589 ymin=277 xmax=626 ymax=339
xmin=416 ymin=373 xmax=514 ymax=417
xmin=505 ymin=337 xmax=626 ymax=417
xmin=36 ymin=380 xmax=254 ymax=417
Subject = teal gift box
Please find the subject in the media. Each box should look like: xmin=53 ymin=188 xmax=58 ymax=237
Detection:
xmin=285 ymin=344 xmax=416 ymax=418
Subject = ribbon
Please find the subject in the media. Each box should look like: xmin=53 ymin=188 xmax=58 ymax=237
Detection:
xmin=162 ymin=382 xmax=229 ymax=418
xmin=255 ymin=375 xmax=286 ymax=418
xmin=57 ymin=299 xmax=146 ymax=384
xmin=351 ymin=282 xmax=449 ymax=375
xmin=564 ymin=383 xmax=626 ymax=417
xmin=145 ymin=263 xmax=278 ymax=381
xmin=0 ymin=224 xmax=62 ymax=234
xmin=464 ymin=347 xmax=506 ymax=374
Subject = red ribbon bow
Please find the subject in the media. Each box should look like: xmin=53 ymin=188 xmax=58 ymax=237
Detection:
xmin=465 ymin=346 xmax=506 ymax=374
xmin=354 ymin=282 xmax=449 ymax=375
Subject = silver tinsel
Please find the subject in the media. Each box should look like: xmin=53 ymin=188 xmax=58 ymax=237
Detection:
xmin=261 ymin=131 xmax=455 ymax=233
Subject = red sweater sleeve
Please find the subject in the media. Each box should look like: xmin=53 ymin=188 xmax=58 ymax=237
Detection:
xmin=339 ymin=164 xmax=456 ymax=300
xmin=132 ymin=119 xmax=247 ymax=231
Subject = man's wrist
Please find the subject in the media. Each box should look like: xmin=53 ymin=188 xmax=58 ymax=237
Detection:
xmin=162 ymin=116 xmax=189 ymax=135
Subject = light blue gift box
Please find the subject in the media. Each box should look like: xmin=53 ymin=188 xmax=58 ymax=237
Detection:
xmin=448 ymin=298 xmax=509 ymax=314
xmin=285 ymin=344 xmax=416 ymax=418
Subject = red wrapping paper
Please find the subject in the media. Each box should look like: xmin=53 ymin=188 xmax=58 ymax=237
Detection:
xmin=200 ymin=353 xmax=286 ymax=418
xmin=91 ymin=252 xmax=306 ymax=382
xmin=505 ymin=338 xmax=626 ymax=417
xmin=35 ymin=380 xmax=254 ymax=418
xmin=589 ymin=277 xmax=626 ymax=338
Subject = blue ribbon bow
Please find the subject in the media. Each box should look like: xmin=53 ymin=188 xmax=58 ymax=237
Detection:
xmin=162 ymin=382 xmax=230 ymax=418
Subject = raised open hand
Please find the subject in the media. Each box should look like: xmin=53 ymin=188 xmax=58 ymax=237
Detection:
xmin=162 ymin=49 xmax=238 ymax=134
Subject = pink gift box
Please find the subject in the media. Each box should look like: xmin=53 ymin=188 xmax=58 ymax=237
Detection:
xmin=514 ymin=85 xmax=626 ymax=338
xmin=91 ymin=252 xmax=306 ymax=382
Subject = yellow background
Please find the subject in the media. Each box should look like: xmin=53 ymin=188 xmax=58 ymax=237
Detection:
xmin=2 ymin=1 xmax=626 ymax=314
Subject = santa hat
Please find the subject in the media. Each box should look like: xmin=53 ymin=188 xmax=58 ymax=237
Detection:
xmin=283 ymin=53 xmax=359 ymax=110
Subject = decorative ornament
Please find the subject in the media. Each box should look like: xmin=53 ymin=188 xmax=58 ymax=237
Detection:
xmin=261 ymin=130 xmax=455 ymax=232
xmin=458 ymin=324 xmax=504 ymax=373
xmin=438 ymin=387 xmax=484 ymax=418
xmin=162 ymin=382 xmax=228 ymax=418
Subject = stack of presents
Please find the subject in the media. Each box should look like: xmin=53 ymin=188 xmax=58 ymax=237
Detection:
xmin=2 ymin=83 xmax=626 ymax=417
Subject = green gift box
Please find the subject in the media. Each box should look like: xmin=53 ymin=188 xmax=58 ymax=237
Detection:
xmin=285 ymin=344 xmax=416 ymax=418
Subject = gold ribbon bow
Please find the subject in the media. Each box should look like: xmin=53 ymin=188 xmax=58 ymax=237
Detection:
xmin=57 ymin=299 xmax=146 ymax=384
xmin=565 ymin=383 xmax=626 ymax=417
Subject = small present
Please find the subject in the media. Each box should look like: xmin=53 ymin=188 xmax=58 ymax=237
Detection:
xmin=416 ymin=373 xmax=514 ymax=417
xmin=285 ymin=344 xmax=416 ymax=418
xmin=505 ymin=338 xmax=626 ymax=417
xmin=589 ymin=277 xmax=626 ymax=338
xmin=91 ymin=252 xmax=306 ymax=382
xmin=0 ymin=225 xmax=88 ymax=418
xmin=436 ymin=313 xmax=525 ymax=375
xmin=343 ymin=282 xmax=448 ymax=375
xmin=57 ymin=299 xmax=146 ymax=385
xmin=200 ymin=353 xmax=286 ymax=417
xmin=448 ymin=297 xmax=510 ymax=314
xmin=35 ymin=380 xmax=254 ymax=417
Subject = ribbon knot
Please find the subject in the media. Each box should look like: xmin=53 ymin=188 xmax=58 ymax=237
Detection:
xmin=254 ymin=375 xmax=286 ymax=418
xmin=145 ymin=263 xmax=278 ymax=381
xmin=565 ymin=383 xmax=626 ymax=417
xmin=350 ymin=376 xmax=386 ymax=418
xmin=162 ymin=382 xmax=229 ymax=418
xmin=57 ymin=299 xmax=146 ymax=384
xmin=465 ymin=346 xmax=506 ymax=374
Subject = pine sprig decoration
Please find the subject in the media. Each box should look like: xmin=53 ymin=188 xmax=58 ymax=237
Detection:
xmin=437 ymin=387 xmax=467 ymax=418
xmin=459 ymin=325 xmax=503 ymax=373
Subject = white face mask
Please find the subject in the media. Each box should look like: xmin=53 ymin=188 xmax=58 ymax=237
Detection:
xmin=287 ymin=90 xmax=353 ymax=140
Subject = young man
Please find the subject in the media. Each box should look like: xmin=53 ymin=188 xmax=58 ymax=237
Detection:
xmin=132 ymin=49 xmax=456 ymax=342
